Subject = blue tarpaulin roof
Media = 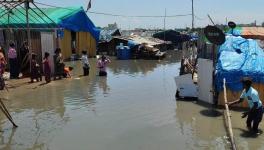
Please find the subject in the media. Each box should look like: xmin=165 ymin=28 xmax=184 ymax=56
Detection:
xmin=59 ymin=8 xmax=100 ymax=42
xmin=216 ymin=35 xmax=264 ymax=91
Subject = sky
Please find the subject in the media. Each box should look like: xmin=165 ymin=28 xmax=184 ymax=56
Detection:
xmin=36 ymin=0 xmax=264 ymax=29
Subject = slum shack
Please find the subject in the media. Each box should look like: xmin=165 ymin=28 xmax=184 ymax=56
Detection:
xmin=129 ymin=36 xmax=167 ymax=59
xmin=98 ymin=33 xmax=167 ymax=59
xmin=0 ymin=7 xmax=99 ymax=59
xmin=97 ymin=29 xmax=123 ymax=55
xmin=216 ymin=28 xmax=264 ymax=108
xmin=153 ymin=30 xmax=191 ymax=50
xmin=181 ymin=26 xmax=264 ymax=108
xmin=98 ymin=37 xmax=128 ymax=56
xmin=0 ymin=7 xmax=99 ymax=74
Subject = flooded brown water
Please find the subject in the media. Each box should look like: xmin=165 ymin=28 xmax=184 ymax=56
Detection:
xmin=0 ymin=51 xmax=262 ymax=150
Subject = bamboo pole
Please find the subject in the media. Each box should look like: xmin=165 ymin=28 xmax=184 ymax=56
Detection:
xmin=0 ymin=99 xmax=17 ymax=128
xmin=223 ymin=78 xmax=237 ymax=150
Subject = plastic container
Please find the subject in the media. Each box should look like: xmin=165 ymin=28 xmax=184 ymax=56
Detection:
xmin=116 ymin=45 xmax=131 ymax=60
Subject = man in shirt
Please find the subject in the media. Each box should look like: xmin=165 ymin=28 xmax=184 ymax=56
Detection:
xmin=228 ymin=77 xmax=263 ymax=133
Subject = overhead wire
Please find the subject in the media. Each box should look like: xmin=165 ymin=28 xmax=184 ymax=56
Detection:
xmin=194 ymin=15 xmax=206 ymax=21
xmin=34 ymin=1 xmax=193 ymax=18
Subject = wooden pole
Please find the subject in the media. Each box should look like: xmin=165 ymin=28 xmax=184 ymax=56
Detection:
xmin=25 ymin=0 xmax=32 ymax=73
xmin=0 ymin=99 xmax=17 ymax=128
xmin=223 ymin=78 xmax=237 ymax=150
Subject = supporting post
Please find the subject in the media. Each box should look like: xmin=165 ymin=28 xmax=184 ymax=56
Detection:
xmin=25 ymin=0 xmax=32 ymax=73
xmin=223 ymin=79 xmax=237 ymax=150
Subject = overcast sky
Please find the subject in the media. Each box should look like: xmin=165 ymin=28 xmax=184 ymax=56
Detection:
xmin=36 ymin=0 xmax=264 ymax=29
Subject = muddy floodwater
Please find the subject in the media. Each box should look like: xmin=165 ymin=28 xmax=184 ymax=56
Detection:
xmin=0 ymin=51 xmax=263 ymax=150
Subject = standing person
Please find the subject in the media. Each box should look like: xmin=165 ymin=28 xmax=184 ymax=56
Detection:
xmin=0 ymin=46 xmax=6 ymax=59
xmin=30 ymin=53 xmax=41 ymax=83
xmin=53 ymin=48 xmax=64 ymax=80
xmin=0 ymin=48 xmax=7 ymax=90
xmin=0 ymin=46 xmax=6 ymax=65
xmin=227 ymin=77 xmax=263 ymax=134
xmin=81 ymin=51 xmax=90 ymax=76
xmin=43 ymin=52 xmax=51 ymax=83
xmin=8 ymin=42 xmax=19 ymax=79
xmin=0 ymin=57 xmax=6 ymax=90
xmin=97 ymin=55 xmax=110 ymax=76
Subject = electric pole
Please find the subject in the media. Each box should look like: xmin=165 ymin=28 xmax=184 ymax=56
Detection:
xmin=163 ymin=8 xmax=166 ymax=51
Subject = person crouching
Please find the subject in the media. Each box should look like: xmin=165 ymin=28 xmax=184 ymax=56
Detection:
xmin=63 ymin=66 xmax=73 ymax=78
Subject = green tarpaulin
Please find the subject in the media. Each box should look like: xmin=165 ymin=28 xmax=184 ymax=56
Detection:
xmin=0 ymin=7 xmax=100 ymax=41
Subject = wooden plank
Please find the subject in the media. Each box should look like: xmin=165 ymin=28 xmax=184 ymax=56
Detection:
xmin=59 ymin=30 xmax=72 ymax=59
xmin=223 ymin=78 xmax=237 ymax=150
xmin=218 ymin=83 xmax=264 ymax=108
xmin=76 ymin=32 xmax=96 ymax=57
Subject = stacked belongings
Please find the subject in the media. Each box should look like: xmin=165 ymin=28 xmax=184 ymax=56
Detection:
xmin=216 ymin=35 xmax=264 ymax=107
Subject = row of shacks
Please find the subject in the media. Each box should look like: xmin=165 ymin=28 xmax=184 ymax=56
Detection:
xmin=0 ymin=4 xmax=99 ymax=74
xmin=97 ymin=29 xmax=192 ymax=59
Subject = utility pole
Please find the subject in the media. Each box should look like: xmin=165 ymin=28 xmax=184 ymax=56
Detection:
xmin=191 ymin=0 xmax=194 ymax=30
xmin=163 ymin=8 xmax=166 ymax=51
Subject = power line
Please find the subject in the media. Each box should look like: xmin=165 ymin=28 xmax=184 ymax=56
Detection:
xmin=87 ymin=11 xmax=192 ymax=18
xmin=34 ymin=1 xmax=192 ymax=18
xmin=194 ymin=15 xmax=206 ymax=21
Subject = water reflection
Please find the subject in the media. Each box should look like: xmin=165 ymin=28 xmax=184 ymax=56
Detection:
xmin=108 ymin=50 xmax=182 ymax=76
xmin=97 ymin=77 xmax=110 ymax=94
xmin=175 ymin=101 xmax=228 ymax=149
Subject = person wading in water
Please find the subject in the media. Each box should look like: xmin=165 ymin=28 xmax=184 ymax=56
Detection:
xmin=227 ymin=77 xmax=263 ymax=134
xmin=97 ymin=55 xmax=110 ymax=76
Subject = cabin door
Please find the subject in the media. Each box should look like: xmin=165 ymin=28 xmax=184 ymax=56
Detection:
xmin=41 ymin=32 xmax=55 ymax=75
xmin=197 ymin=58 xmax=214 ymax=104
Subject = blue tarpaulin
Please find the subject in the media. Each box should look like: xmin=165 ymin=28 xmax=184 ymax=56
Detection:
xmin=59 ymin=8 xmax=100 ymax=42
xmin=216 ymin=35 xmax=264 ymax=91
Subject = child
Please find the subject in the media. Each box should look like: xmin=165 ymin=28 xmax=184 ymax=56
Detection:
xmin=97 ymin=55 xmax=110 ymax=76
xmin=63 ymin=66 xmax=74 ymax=78
xmin=0 ymin=57 xmax=6 ymax=90
xmin=43 ymin=52 xmax=51 ymax=83
xmin=81 ymin=51 xmax=90 ymax=76
xmin=30 ymin=53 xmax=41 ymax=83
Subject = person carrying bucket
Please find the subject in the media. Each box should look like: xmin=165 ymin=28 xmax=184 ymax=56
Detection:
xmin=227 ymin=77 xmax=263 ymax=134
